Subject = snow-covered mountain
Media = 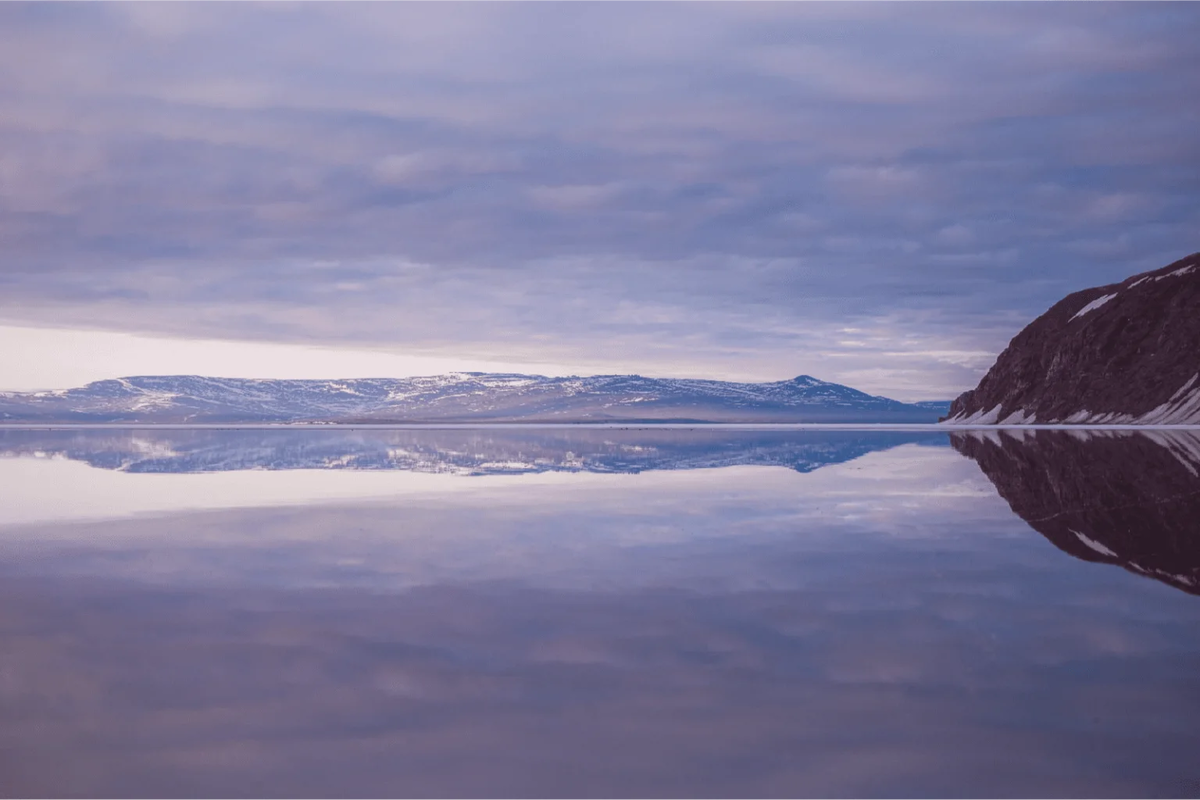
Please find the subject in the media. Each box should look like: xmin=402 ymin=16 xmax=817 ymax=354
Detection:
xmin=0 ymin=373 xmax=940 ymax=424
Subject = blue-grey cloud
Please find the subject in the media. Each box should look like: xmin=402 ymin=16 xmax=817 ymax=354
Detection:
xmin=0 ymin=3 xmax=1197 ymax=397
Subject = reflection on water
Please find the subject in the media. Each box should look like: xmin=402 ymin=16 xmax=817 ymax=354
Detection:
xmin=1 ymin=428 xmax=1199 ymax=797
xmin=953 ymin=429 xmax=1200 ymax=596
xmin=0 ymin=427 xmax=945 ymax=474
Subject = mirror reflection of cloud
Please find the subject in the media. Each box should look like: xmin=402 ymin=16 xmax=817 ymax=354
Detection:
xmin=2 ymin=497 xmax=1197 ymax=797
xmin=3 ymin=429 xmax=1200 ymax=796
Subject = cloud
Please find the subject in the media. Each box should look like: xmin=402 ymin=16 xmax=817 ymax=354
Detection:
xmin=0 ymin=4 xmax=1196 ymax=397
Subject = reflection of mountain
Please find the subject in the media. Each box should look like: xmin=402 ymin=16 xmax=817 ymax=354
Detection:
xmin=952 ymin=430 xmax=1200 ymax=595
xmin=0 ymin=428 xmax=944 ymax=476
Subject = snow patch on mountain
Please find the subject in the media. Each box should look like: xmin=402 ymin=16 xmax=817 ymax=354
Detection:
xmin=943 ymin=403 xmax=1004 ymax=425
xmin=1155 ymin=265 xmax=1196 ymax=281
xmin=1069 ymin=292 xmax=1117 ymax=321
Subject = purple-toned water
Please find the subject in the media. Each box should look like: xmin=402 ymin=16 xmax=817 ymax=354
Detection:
xmin=1 ymin=428 xmax=1198 ymax=797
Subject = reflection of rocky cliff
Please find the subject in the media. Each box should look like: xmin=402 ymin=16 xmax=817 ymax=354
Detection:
xmin=0 ymin=428 xmax=944 ymax=476
xmin=952 ymin=430 xmax=1200 ymax=595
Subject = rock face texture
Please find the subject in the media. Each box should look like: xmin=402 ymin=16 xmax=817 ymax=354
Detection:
xmin=953 ymin=429 xmax=1200 ymax=596
xmin=945 ymin=251 xmax=1200 ymax=424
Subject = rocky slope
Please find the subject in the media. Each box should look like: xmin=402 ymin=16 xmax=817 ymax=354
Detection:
xmin=0 ymin=372 xmax=940 ymax=424
xmin=944 ymin=251 xmax=1200 ymax=424
xmin=952 ymin=429 xmax=1200 ymax=595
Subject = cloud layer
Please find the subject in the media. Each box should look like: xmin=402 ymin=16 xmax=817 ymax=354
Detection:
xmin=1 ymin=3 xmax=1197 ymax=397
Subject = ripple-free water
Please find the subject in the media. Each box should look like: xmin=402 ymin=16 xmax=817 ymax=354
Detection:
xmin=1 ymin=428 xmax=1198 ymax=797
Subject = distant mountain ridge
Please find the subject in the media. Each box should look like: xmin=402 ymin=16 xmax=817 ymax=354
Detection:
xmin=0 ymin=372 xmax=941 ymax=424
xmin=945 ymin=251 xmax=1200 ymax=425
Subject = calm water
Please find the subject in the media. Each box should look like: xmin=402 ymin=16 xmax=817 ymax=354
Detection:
xmin=1 ymin=427 xmax=1198 ymax=798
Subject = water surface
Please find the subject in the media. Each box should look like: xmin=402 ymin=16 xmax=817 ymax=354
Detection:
xmin=1 ymin=428 xmax=1198 ymax=797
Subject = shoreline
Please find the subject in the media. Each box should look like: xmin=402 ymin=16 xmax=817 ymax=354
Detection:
xmin=2 ymin=422 xmax=1200 ymax=432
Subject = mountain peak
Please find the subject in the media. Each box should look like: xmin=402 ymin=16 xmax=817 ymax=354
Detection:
xmin=0 ymin=372 xmax=939 ymax=424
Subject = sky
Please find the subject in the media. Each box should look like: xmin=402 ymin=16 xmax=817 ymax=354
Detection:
xmin=0 ymin=3 xmax=1197 ymax=400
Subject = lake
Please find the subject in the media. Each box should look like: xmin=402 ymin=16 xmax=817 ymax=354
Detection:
xmin=1 ymin=427 xmax=1198 ymax=798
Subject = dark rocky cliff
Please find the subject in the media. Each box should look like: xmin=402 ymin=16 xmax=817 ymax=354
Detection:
xmin=945 ymin=252 xmax=1200 ymax=424
xmin=952 ymin=429 xmax=1200 ymax=596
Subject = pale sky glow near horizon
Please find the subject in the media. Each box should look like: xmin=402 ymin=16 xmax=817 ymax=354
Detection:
xmin=0 ymin=3 xmax=1197 ymax=401
xmin=0 ymin=323 xmax=603 ymax=393
xmin=0 ymin=321 xmax=1002 ymax=398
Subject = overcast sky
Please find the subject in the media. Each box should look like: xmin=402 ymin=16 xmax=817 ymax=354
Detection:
xmin=1 ymin=3 xmax=1197 ymax=399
